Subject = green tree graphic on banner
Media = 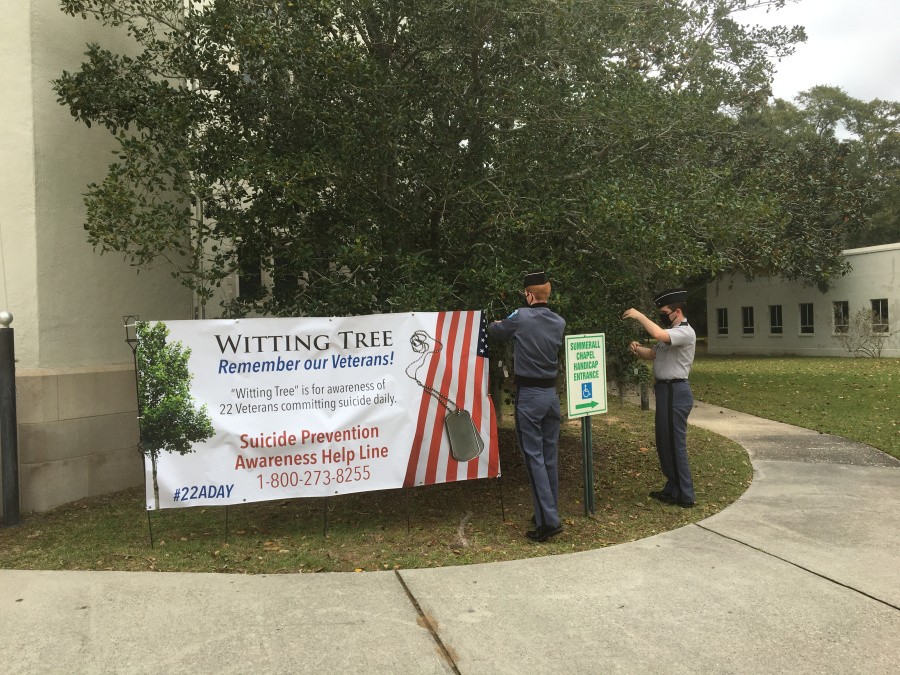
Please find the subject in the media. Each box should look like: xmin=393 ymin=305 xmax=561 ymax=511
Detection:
xmin=136 ymin=321 xmax=215 ymax=509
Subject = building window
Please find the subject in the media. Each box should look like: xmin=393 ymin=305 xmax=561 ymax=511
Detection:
xmin=799 ymin=303 xmax=815 ymax=334
xmin=871 ymin=298 xmax=889 ymax=332
xmin=716 ymin=308 xmax=728 ymax=335
xmin=833 ymin=301 xmax=849 ymax=334
xmin=769 ymin=305 xmax=783 ymax=334
xmin=741 ymin=306 xmax=754 ymax=334
xmin=237 ymin=243 xmax=264 ymax=301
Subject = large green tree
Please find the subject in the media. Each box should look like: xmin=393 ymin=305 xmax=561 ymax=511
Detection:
xmin=742 ymin=86 xmax=899 ymax=248
xmin=56 ymin=0 xmax=863 ymax=353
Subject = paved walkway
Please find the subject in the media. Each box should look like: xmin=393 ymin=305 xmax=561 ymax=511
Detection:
xmin=2 ymin=401 xmax=899 ymax=674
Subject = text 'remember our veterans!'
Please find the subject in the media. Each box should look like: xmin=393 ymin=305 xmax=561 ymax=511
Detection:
xmin=489 ymin=271 xmax=567 ymax=542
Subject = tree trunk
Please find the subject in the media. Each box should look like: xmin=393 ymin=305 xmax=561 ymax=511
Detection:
xmin=152 ymin=454 xmax=160 ymax=511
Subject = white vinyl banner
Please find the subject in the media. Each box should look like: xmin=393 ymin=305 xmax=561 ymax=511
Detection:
xmin=140 ymin=312 xmax=499 ymax=510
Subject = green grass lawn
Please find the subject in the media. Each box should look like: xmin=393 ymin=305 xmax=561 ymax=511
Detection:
xmin=0 ymin=399 xmax=750 ymax=574
xmin=690 ymin=354 xmax=900 ymax=460
xmin=5 ymin=353 xmax=893 ymax=574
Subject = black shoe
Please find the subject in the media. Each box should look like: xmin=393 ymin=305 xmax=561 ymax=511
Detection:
xmin=649 ymin=490 xmax=676 ymax=504
xmin=526 ymin=524 xmax=563 ymax=542
xmin=676 ymin=499 xmax=696 ymax=508
xmin=530 ymin=515 xmax=536 ymax=526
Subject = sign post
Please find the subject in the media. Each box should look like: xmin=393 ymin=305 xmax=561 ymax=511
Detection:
xmin=0 ymin=311 xmax=20 ymax=527
xmin=564 ymin=333 xmax=607 ymax=515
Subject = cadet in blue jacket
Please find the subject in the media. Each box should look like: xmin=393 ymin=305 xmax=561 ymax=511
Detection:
xmin=490 ymin=272 xmax=567 ymax=541
xmin=623 ymin=288 xmax=697 ymax=507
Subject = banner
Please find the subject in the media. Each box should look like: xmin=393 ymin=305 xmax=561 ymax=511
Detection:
xmin=138 ymin=312 xmax=499 ymax=510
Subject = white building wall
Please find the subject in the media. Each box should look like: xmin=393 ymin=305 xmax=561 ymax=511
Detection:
xmin=1 ymin=2 xmax=198 ymax=514
xmin=0 ymin=1 xmax=40 ymax=364
xmin=31 ymin=2 xmax=194 ymax=369
xmin=707 ymin=243 xmax=900 ymax=357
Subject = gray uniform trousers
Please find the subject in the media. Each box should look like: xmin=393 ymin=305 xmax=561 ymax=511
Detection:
xmin=653 ymin=380 xmax=696 ymax=503
xmin=514 ymin=386 xmax=562 ymax=529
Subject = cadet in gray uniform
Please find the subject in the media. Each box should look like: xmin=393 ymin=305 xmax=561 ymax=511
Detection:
xmin=623 ymin=289 xmax=697 ymax=507
xmin=490 ymin=272 xmax=567 ymax=541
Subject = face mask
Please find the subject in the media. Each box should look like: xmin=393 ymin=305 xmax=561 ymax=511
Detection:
xmin=660 ymin=311 xmax=674 ymax=328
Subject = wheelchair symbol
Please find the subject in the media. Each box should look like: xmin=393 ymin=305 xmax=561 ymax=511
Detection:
xmin=581 ymin=383 xmax=592 ymax=399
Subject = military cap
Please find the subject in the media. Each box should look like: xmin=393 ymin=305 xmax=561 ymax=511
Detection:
xmin=523 ymin=271 xmax=548 ymax=288
xmin=654 ymin=288 xmax=687 ymax=308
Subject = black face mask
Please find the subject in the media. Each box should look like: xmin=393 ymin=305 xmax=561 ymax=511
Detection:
xmin=660 ymin=311 xmax=674 ymax=328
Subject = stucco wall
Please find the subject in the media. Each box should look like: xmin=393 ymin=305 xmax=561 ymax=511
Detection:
xmin=1 ymin=3 xmax=203 ymax=515
xmin=0 ymin=2 xmax=40 ymax=365
xmin=31 ymin=2 xmax=193 ymax=370
xmin=707 ymin=243 xmax=900 ymax=357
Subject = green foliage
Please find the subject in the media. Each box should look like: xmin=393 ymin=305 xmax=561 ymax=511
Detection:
xmin=135 ymin=320 xmax=214 ymax=459
xmin=55 ymin=0 xmax=880 ymax=362
xmin=742 ymin=86 xmax=899 ymax=250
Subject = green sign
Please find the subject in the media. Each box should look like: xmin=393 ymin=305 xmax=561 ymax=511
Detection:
xmin=564 ymin=333 xmax=607 ymax=419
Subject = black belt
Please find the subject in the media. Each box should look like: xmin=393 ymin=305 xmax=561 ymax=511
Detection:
xmin=656 ymin=379 xmax=687 ymax=384
xmin=515 ymin=375 xmax=558 ymax=389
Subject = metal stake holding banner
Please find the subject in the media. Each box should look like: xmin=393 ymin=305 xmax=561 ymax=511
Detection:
xmin=146 ymin=511 xmax=155 ymax=548
xmin=496 ymin=476 xmax=506 ymax=521
xmin=124 ymin=315 xmax=155 ymax=547
xmin=402 ymin=489 xmax=411 ymax=534
xmin=123 ymin=315 xmax=140 ymax=426
xmin=1 ymin=311 xmax=21 ymax=527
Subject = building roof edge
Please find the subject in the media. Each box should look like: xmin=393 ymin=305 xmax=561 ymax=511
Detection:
xmin=841 ymin=241 xmax=900 ymax=256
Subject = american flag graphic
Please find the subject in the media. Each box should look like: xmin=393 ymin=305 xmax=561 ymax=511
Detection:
xmin=403 ymin=310 xmax=500 ymax=486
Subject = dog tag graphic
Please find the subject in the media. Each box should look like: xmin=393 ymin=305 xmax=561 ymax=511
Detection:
xmin=444 ymin=409 xmax=485 ymax=462
xmin=406 ymin=329 xmax=486 ymax=463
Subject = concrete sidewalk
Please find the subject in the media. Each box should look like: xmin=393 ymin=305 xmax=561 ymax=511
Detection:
xmin=2 ymin=401 xmax=899 ymax=674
